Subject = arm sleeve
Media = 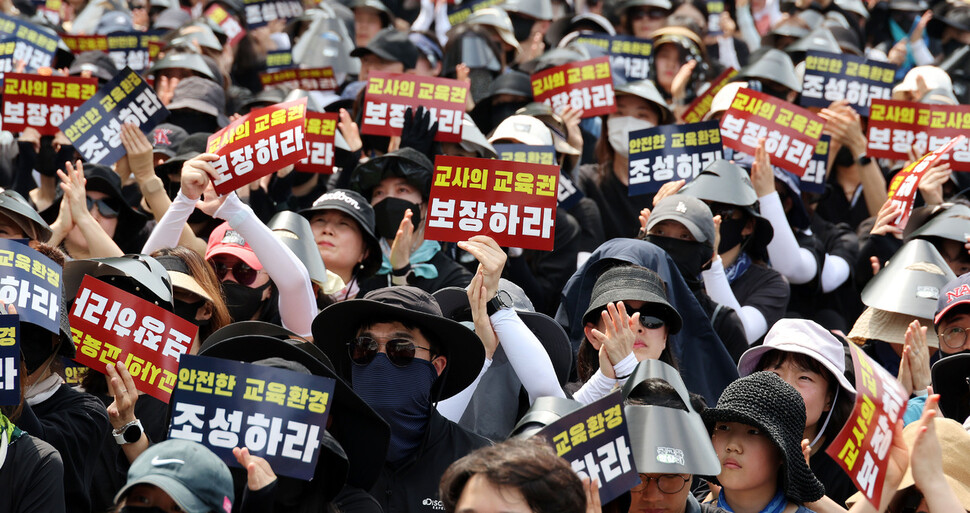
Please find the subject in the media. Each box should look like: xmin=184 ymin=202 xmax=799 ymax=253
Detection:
xmin=435 ymin=1 xmax=450 ymax=46
xmin=436 ymin=358 xmax=492 ymax=422
xmin=141 ymin=191 xmax=196 ymax=254
xmin=572 ymin=353 xmax=638 ymax=404
xmin=702 ymin=256 xmax=768 ymax=343
xmin=820 ymin=254 xmax=851 ymax=293
xmin=909 ymin=38 xmax=935 ymax=66
xmin=214 ymin=194 xmax=317 ymax=337
xmin=759 ymin=192 xmax=818 ymax=284
xmin=735 ymin=5 xmax=762 ymax=52
xmin=411 ymin=0 xmax=434 ymax=31
xmin=716 ymin=36 xmax=741 ymax=70
xmin=490 ymin=309 xmax=566 ymax=403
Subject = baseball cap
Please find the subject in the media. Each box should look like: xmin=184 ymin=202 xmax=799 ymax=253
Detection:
xmin=488 ymin=115 xmax=553 ymax=146
xmin=893 ymin=66 xmax=953 ymax=97
xmin=97 ymin=9 xmax=133 ymax=34
xmin=935 ymin=273 xmax=970 ymax=326
xmin=68 ymin=51 xmax=119 ymax=82
xmin=350 ymin=28 xmax=419 ymax=70
xmin=206 ymin=222 xmax=262 ymax=270
xmin=647 ymin=196 xmax=715 ymax=244
xmin=114 ymin=439 xmax=233 ymax=513
xmin=150 ymin=124 xmax=190 ymax=159
xmin=167 ymin=77 xmax=230 ymax=127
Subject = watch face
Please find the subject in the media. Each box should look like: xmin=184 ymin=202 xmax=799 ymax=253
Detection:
xmin=123 ymin=423 xmax=142 ymax=443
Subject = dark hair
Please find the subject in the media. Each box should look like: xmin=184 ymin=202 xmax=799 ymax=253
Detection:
xmin=151 ymin=246 xmax=231 ymax=341
xmin=625 ymin=377 xmax=707 ymax=412
xmin=439 ymin=438 xmax=586 ymax=513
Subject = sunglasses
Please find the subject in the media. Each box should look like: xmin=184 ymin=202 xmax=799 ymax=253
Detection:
xmin=210 ymin=260 xmax=260 ymax=286
xmin=631 ymin=8 xmax=668 ymax=20
xmin=622 ymin=304 xmax=666 ymax=330
xmin=348 ymin=336 xmax=433 ymax=367
xmin=86 ymin=196 xmax=121 ymax=218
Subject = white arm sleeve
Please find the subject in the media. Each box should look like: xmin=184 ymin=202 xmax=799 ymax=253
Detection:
xmin=735 ymin=6 xmax=762 ymax=53
xmin=436 ymin=358 xmax=492 ymax=422
xmin=572 ymin=353 xmax=638 ymax=404
xmin=214 ymin=194 xmax=318 ymax=337
xmin=491 ymin=309 xmax=566 ymax=403
xmin=411 ymin=0 xmax=434 ymax=32
xmin=141 ymin=191 xmax=196 ymax=254
xmin=702 ymin=256 xmax=769 ymax=343
xmin=821 ymin=254 xmax=851 ymax=293
xmin=760 ymin=191 xmax=818 ymax=284
xmin=435 ymin=2 xmax=451 ymax=46
xmin=910 ymin=38 xmax=936 ymax=66
xmin=717 ymin=36 xmax=740 ymax=70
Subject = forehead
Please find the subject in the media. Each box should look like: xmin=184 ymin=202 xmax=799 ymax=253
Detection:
xmin=311 ymin=210 xmax=355 ymax=222
xmin=377 ymin=176 xmax=415 ymax=189
xmin=358 ymin=320 xmax=420 ymax=337
xmin=941 ymin=311 xmax=970 ymax=328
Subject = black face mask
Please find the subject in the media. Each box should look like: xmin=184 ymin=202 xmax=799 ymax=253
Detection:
xmin=644 ymin=235 xmax=714 ymax=285
xmin=167 ymin=109 xmax=219 ymax=134
xmin=835 ymin=145 xmax=855 ymax=167
xmin=173 ymin=298 xmax=208 ymax=327
xmin=718 ymin=215 xmax=748 ymax=254
xmin=223 ymin=281 xmax=270 ymax=322
xmin=373 ymin=197 xmax=422 ymax=240
xmin=510 ymin=14 xmax=534 ymax=43
xmin=487 ymin=101 xmax=529 ymax=134
xmin=37 ymin=137 xmax=59 ymax=177
xmin=20 ymin=324 xmax=56 ymax=374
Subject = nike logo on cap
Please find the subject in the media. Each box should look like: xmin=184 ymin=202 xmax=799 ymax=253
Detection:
xmin=151 ymin=456 xmax=185 ymax=466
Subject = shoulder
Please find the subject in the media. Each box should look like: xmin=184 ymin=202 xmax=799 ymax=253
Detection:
xmin=737 ymin=263 xmax=790 ymax=291
xmin=7 ymin=433 xmax=64 ymax=476
xmin=429 ymin=411 xmax=491 ymax=453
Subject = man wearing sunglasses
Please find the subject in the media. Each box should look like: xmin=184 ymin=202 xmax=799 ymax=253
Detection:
xmin=313 ymin=286 xmax=489 ymax=513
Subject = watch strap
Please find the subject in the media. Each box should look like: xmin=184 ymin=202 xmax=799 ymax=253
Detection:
xmin=112 ymin=419 xmax=143 ymax=445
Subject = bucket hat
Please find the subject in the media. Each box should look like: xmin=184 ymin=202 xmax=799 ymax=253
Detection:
xmin=299 ymin=189 xmax=382 ymax=279
xmin=582 ymin=265 xmax=683 ymax=333
xmin=167 ymin=76 xmax=229 ymax=127
xmin=928 ymin=4 xmax=970 ymax=40
xmin=350 ymin=28 xmax=419 ymax=69
xmin=349 ymin=147 xmax=434 ymax=201
xmin=736 ymin=48 xmax=801 ymax=93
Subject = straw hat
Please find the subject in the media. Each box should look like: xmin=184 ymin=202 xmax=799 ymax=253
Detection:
xmin=847 ymin=307 xmax=939 ymax=348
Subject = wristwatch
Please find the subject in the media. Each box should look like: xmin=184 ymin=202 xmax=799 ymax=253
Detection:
xmin=856 ymin=153 xmax=872 ymax=166
xmin=486 ymin=290 xmax=514 ymax=316
xmin=112 ymin=419 xmax=144 ymax=445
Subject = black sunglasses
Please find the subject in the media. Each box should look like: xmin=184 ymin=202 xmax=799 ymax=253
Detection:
xmin=348 ymin=336 xmax=433 ymax=367
xmin=210 ymin=260 xmax=260 ymax=286
xmin=86 ymin=196 xmax=121 ymax=218
xmin=622 ymin=304 xmax=666 ymax=330
xmin=631 ymin=8 xmax=667 ymax=20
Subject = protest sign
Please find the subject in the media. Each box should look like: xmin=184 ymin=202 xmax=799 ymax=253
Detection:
xmin=884 ymin=135 xmax=964 ymax=230
xmin=0 ymin=315 xmax=20 ymax=406
xmin=719 ymin=87 xmax=824 ymax=176
xmin=59 ymin=67 xmax=169 ymax=166
xmin=0 ymin=13 xmax=58 ymax=71
xmin=295 ymin=111 xmax=338 ymax=174
xmin=707 ymin=0 xmax=725 ymax=35
xmin=425 ymin=155 xmax=558 ymax=251
xmin=446 ymin=0 xmax=504 ymax=25
xmin=826 ymin=344 xmax=908 ymax=509
xmin=0 ymin=238 xmax=61 ymax=335
xmin=493 ymin=143 xmax=584 ymax=210
xmin=361 ymin=72 xmax=468 ymax=143
xmin=799 ymin=135 xmax=831 ymax=195
xmin=536 ymin=392 xmax=640 ymax=505
xmin=70 ymin=275 xmax=198 ymax=403
xmin=800 ymin=51 xmax=896 ymax=116
xmin=260 ymin=67 xmax=338 ymax=92
xmin=867 ymin=99 xmax=970 ymax=171
xmin=207 ymin=98 xmax=309 ymax=195
xmin=572 ymin=34 xmax=652 ymax=81
xmin=683 ymin=67 xmax=737 ymax=124
xmin=169 ymin=354 xmax=335 ymax=480
xmin=205 ymin=3 xmax=245 ymax=46
xmin=59 ymin=34 xmax=109 ymax=53
xmin=62 ymin=33 xmax=162 ymax=74
xmin=628 ymin=120 xmax=724 ymax=195
xmin=3 ymin=73 xmax=98 ymax=135
xmin=0 ymin=37 xmax=14 ymax=75
xmin=243 ymin=0 xmax=303 ymax=28
xmin=266 ymin=50 xmax=293 ymax=72
xmin=531 ymin=56 xmax=616 ymax=118
xmin=60 ymin=357 xmax=89 ymax=387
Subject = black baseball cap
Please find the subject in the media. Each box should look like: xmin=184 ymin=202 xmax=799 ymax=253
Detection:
xmin=350 ymin=28 xmax=419 ymax=69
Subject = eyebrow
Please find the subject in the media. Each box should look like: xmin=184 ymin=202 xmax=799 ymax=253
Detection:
xmin=358 ymin=330 xmax=415 ymax=340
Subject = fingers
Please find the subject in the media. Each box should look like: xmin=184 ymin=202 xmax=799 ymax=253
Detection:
xmin=870 ymin=255 xmax=881 ymax=275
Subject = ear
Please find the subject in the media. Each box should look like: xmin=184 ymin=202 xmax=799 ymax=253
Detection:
xmin=261 ymin=283 xmax=273 ymax=302
xmin=197 ymin=301 xmax=214 ymax=321
xmin=432 ymin=355 xmax=447 ymax=376
xmin=583 ymin=323 xmax=602 ymax=350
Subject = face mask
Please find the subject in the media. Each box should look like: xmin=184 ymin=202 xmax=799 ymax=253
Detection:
xmin=608 ymin=116 xmax=655 ymax=157
xmin=37 ymin=138 xmax=58 ymax=177
xmin=943 ymin=39 xmax=967 ymax=55
xmin=373 ymin=197 xmax=422 ymax=240
xmin=352 ymin=353 xmax=437 ymax=463
xmin=644 ymin=235 xmax=714 ymax=284
xmin=20 ymin=324 xmax=55 ymax=374
xmin=718 ymin=215 xmax=748 ymax=254
xmin=488 ymin=102 xmax=528 ymax=133
xmin=173 ymin=298 xmax=207 ymax=327
xmin=510 ymin=15 xmax=534 ymax=43
xmin=223 ymin=281 xmax=270 ymax=322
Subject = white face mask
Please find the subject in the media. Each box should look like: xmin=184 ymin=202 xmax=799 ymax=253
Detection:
xmin=608 ymin=116 xmax=656 ymax=157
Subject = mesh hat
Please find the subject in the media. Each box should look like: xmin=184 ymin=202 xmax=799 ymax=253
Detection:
xmin=647 ymin=196 xmax=715 ymax=245
xmin=701 ymin=371 xmax=826 ymax=504
xmin=114 ymin=439 xmax=233 ymax=513
xmin=167 ymin=77 xmax=229 ymax=127
xmin=582 ymin=265 xmax=683 ymax=334
xmin=350 ymin=28 xmax=419 ymax=69
xmin=205 ymin=222 xmax=262 ymax=270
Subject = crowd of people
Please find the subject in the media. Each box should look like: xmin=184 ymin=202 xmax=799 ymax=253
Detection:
xmin=1 ymin=0 xmax=970 ymax=510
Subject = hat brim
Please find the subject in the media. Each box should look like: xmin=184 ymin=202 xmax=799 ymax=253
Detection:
xmin=583 ymin=287 xmax=683 ymax=334
xmin=847 ymin=307 xmax=939 ymax=348
xmin=647 ymin=212 xmax=710 ymax=244
xmin=205 ymin=244 xmax=262 ymax=271
xmin=167 ymin=99 xmax=229 ymax=127
xmin=737 ymin=343 xmax=855 ymax=396
xmin=312 ymin=299 xmax=485 ymax=400
xmin=114 ymin=474 xmax=209 ymax=513
xmin=350 ymin=46 xmax=401 ymax=65
xmin=298 ymin=203 xmax=383 ymax=278
xmin=167 ymin=270 xmax=213 ymax=302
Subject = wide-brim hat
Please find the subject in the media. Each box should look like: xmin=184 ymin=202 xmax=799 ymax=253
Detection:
xmin=312 ymin=286 xmax=486 ymax=400
xmin=847 ymin=307 xmax=939 ymax=347
xmin=350 ymin=27 xmax=420 ymax=69
xmin=907 ymin=203 xmax=970 ymax=245
xmin=929 ymin=4 xmax=970 ymax=39
xmin=736 ymin=48 xmax=801 ymax=93
xmin=859 ymin=239 xmax=955 ymax=321
xmin=199 ymin=321 xmax=390 ymax=490
xmin=149 ymin=52 xmax=219 ymax=83
xmin=40 ymin=164 xmax=148 ymax=232
xmin=0 ymin=188 xmax=52 ymax=242
xmin=701 ymin=371 xmax=825 ymax=503
xmin=582 ymin=265 xmax=682 ymax=334
xmin=615 ymin=79 xmax=674 ymax=125
xmin=299 ymin=189 xmax=383 ymax=278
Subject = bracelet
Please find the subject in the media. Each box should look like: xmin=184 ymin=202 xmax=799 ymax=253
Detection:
xmin=391 ymin=264 xmax=411 ymax=277
xmin=615 ymin=373 xmax=632 ymax=381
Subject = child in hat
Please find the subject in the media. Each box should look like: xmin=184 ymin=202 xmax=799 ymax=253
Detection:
xmin=702 ymin=372 xmax=826 ymax=513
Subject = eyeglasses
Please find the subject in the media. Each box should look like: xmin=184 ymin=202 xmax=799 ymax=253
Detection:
xmin=86 ymin=196 xmax=120 ymax=218
xmin=631 ymin=474 xmax=690 ymax=494
xmin=210 ymin=260 xmax=260 ymax=286
xmin=349 ymin=336 xmax=434 ymax=367
xmin=938 ymin=326 xmax=970 ymax=350
xmin=631 ymin=7 xmax=668 ymax=20
xmin=622 ymin=304 xmax=666 ymax=330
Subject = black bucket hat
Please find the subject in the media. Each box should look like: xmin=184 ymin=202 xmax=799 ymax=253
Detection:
xmin=311 ymin=286 xmax=486 ymax=400
xmin=701 ymin=371 xmax=825 ymax=504
xmin=0 ymin=188 xmax=52 ymax=241
xmin=931 ymin=354 xmax=970 ymax=423
xmin=198 ymin=321 xmax=390 ymax=491
xmin=349 ymin=147 xmax=434 ymax=201
xmin=928 ymin=3 xmax=970 ymax=40
xmin=509 ymin=396 xmax=583 ymax=439
xmin=299 ymin=189 xmax=382 ymax=279
xmin=582 ymin=265 xmax=683 ymax=334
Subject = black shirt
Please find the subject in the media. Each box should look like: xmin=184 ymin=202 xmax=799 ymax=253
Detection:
xmin=0 ymin=432 xmax=65 ymax=513
xmin=730 ymin=261 xmax=791 ymax=333
xmin=358 ymin=250 xmax=473 ymax=297
xmin=576 ymin=164 xmax=653 ymax=241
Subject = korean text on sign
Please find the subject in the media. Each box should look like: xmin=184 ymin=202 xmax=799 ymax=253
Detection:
xmin=446 ymin=0 xmax=504 ymax=25
xmin=0 ymin=13 xmax=58 ymax=71
xmin=719 ymin=87 xmax=824 ymax=177
xmin=70 ymin=275 xmax=199 ymax=403
xmin=883 ymin=136 xmax=964 ymax=230
xmin=0 ymin=37 xmax=15 ymax=75
xmin=205 ymin=4 xmax=244 ymax=46
xmin=628 ymin=120 xmax=724 ymax=196
xmin=296 ymin=111 xmax=338 ymax=174
xmin=0 ymin=238 xmax=61 ymax=335
xmin=206 ymin=98 xmax=308 ymax=195
xmin=3 ymin=73 xmax=98 ymax=135
xmin=867 ymin=99 xmax=970 ymax=171
xmin=59 ymin=67 xmax=169 ymax=166
xmin=683 ymin=67 xmax=737 ymax=124
xmin=493 ymin=143 xmax=585 ymax=210
xmin=799 ymin=135 xmax=831 ymax=195
xmin=265 ymin=50 xmax=292 ymax=72
xmin=61 ymin=357 xmax=89 ymax=387
xmin=573 ymin=34 xmax=652 ymax=81
xmin=825 ymin=344 xmax=908 ymax=509
xmin=259 ymin=67 xmax=338 ymax=92
xmin=536 ymin=392 xmax=640 ymax=505
xmin=360 ymin=72 xmax=468 ymax=143
xmin=800 ymin=51 xmax=896 ymax=116
xmin=0 ymin=315 xmax=20 ymax=406
xmin=169 ymin=355 xmax=335 ymax=480
xmin=243 ymin=0 xmax=303 ymax=28
xmin=426 ymin=155 xmax=558 ymax=251
xmin=531 ymin=56 xmax=616 ymax=119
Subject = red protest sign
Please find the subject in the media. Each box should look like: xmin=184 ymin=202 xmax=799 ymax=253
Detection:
xmin=70 ymin=275 xmax=198 ymax=403
xmin=683 ymin=67 xmax=737 ymax=123
xmin=867 ymin=99 xmax=970 ymax=171
xmin=2 ymin=73 xmax=98 ymax=135
xmin=360 ymin=72 xmax=468 ymax=143
xmin=296 ymin=111 xmax=338 ymax=174
xmin=205 ymin=3 xmax=245 ymax=47
xmin=719 ymin=87 xmax=824 ymax=177
xmin=885 ymin=135 xmax=965 ymax=230
xmin=260 ymin=68 xmax=338 ymax=92
xmin=826 ymin=344 xmax=907 ymax=510
xmin=425 ymin=155 xmax=558 ymax=251
xmin=530 ymin=56 xmax=616 ymax=118
xmin=207 ymin=98 xmax=309 ymax=195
